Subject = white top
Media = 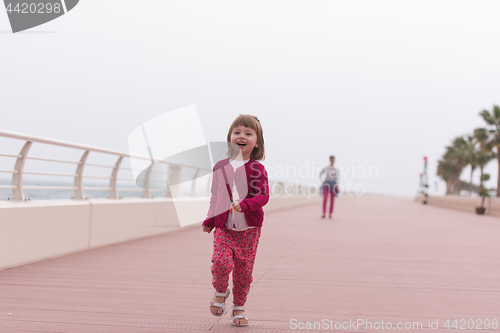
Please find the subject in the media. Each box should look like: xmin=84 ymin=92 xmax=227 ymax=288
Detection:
xmin=225 ymin=158 xmax=257 ymax=231
xmin=319 ymin=165 xmax=338 ymax=182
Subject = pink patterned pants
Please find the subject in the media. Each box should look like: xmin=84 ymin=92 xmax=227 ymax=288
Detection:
xmin=211 ymin=226 xmax=261 ymax=306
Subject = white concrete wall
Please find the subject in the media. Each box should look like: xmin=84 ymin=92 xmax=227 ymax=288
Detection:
xmin=0 ymin=195 xmax=323 ymax=269
xmin=414 ymin=194 xmax=500 ymax=217
xmin=88 ymin=198 xmax=181 ymax=248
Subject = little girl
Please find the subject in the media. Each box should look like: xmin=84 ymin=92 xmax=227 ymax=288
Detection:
xmin=202 ymin=114 xmax=269 ymax=327
xmin=319 ymin=155 xmax=338 ymax=218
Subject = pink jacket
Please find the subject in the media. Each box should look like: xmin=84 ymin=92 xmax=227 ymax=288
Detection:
xmin=202 ymin=157 xmax=269 ymax=229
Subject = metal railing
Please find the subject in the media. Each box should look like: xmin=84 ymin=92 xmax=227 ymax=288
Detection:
xmin=0 ymin=129 xmax=308 ymax=201
xmin=0 ymin=129 xmax=211 ymax=201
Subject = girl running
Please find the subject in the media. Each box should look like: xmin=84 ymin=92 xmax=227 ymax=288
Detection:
xmin=202 ymin=114 xmax=269 ymax=327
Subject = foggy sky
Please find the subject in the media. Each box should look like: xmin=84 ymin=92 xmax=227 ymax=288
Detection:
xmin=1 ymin=1 xmax=500 ymax=196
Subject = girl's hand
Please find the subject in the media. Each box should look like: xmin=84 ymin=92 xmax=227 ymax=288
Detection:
xmin=231 ymin=201 xmax=242 ymax=213
xmin=203 ymin=225 xmax=214 ymax=233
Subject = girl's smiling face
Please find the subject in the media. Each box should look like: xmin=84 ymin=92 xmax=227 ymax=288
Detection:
xmin=230 ymin=125 xmax=258 ymax=160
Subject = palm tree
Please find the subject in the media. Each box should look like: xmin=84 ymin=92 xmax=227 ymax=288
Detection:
xmin=437 ymin=159 xmax=459 ymax=194
xmin=473 ymin=128 xmax=496 ymax=191
xmin=437 ymin=136 xmax=468 ymax=194
xmin=463 ymin=135 xmax=479 ymax=195
xmin=479 ymin=105 xmax=500 ymax=197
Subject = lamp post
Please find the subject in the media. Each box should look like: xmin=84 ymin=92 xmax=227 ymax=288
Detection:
xmin=422 ymin=156 xmax=429 ymax=204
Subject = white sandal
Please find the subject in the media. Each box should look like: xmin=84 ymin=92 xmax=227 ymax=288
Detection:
xmin=231 ymin=305 xmax=248 ymax=327
xmin=209 ymin=289 xmax=230 ymax=317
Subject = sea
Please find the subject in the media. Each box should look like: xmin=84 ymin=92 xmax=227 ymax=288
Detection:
xmin=0 ymin=179 xmax=199 ymax=201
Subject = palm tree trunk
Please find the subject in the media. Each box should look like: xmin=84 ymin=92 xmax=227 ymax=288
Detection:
xmin=479 ymin=165 xmax=484 ymax=190
xmin=469 ymin=167 xmax=473 ymax=196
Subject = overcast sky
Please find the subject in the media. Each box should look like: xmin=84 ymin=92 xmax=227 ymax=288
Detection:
xmin=1 ymin=0 xmax=500 ymax=197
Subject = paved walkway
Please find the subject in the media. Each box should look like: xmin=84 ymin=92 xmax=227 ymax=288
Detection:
xmin=0 ymin=196 xmax=499 ymax=332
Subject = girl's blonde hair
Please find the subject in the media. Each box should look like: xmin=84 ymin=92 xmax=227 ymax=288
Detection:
xmin=226 ymin=114 xmax=265 ymax=161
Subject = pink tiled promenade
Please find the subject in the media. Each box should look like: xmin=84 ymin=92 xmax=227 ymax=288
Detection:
xmin=1 ymin=196 xmax=499 ymax=332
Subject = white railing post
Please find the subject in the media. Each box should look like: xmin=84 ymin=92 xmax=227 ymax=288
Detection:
xmin=73 ymin=151 xmax=89 ymax=200
xmin=12 ymin=141 xmax=32 ymax=201
xmin=166 ymin=164 xmax=181 ymax=198
xmin=109 ymin=156 xmax=123 ymax=199
xmin=142 ymin=163 xmax=152 ymax=198
xmin=191 ymin=169 xmax=199 ymax=197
